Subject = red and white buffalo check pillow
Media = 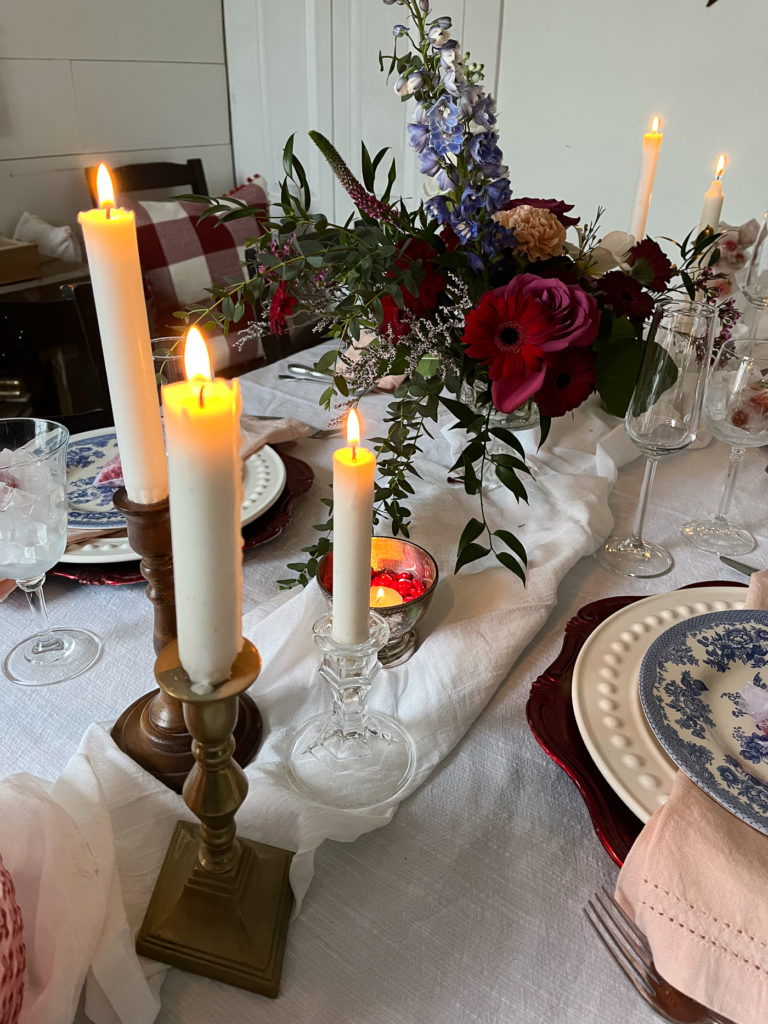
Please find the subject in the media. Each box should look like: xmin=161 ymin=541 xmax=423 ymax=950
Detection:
xmin=119 ymin=178 xmax=269 ymax=331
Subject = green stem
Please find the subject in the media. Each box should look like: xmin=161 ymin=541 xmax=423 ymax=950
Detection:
xmin=478 ymin=408 xmax=495 ymax=556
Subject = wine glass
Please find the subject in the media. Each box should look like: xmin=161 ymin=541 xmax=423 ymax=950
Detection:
xmin=681 ymin=341 xmax=768 ymax=554
xmin=0 ymin=419 xmax=103 ymax=685
xmin=739 ymin=211 xmax=768 ymax=335
xmin=597 ymin=299 xmax=716 ymax=577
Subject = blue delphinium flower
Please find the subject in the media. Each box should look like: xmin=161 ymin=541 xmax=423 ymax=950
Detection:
xmin=407 ymin=117 xmax=430 ymax=154
xmin=460 ymin=184 xmax=485 ymax=217
xmin=484 ymin=178 xmax=511 ymax=213
xmin=418 ymin=147 xmax=442 ymax=177
xmin=436 ymin=166 xmax=456 ymax=191
xmin=427 ymin=96 xmax=463 ymax=156
xmin=480 ymin=220 xmax=516 ymax=260
xmin=472 ymin=96 xmax=497 ymax=130
xmin=469 ymin=132 xmax=507 ymax=178
xmin=458 ymin=85 xmax=483 ymax=118
xmin=425 ymin=195 xmax=451 ymax=225
xmin=450 ymin=212 xmax=479 ymax=244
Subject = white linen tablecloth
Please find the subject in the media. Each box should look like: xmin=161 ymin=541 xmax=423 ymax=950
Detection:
xmin=1 ymin=343 xmax=766 ymax=1024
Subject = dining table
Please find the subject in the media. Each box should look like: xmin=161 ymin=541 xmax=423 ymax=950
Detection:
xmin=1 ymin=341 xmax=766 ymax=1024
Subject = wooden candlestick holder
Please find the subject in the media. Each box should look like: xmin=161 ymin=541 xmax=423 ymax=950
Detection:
xmin=110 ymin=488 xmax=262 ymax=792
xmin=136 ymin=639 xmax=293 ymax=996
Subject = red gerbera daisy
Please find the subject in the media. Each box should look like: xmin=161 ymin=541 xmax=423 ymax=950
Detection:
xmin=534 ymin=347 xmax=597 ymax=417
xmin=627 ymin=238 xmax=674 ymax=290
xmin=462 ymin=273 xmax=599 ymax=412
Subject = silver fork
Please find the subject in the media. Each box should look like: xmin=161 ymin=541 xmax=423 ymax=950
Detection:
xmin=247 ymin=414 xmax=340 ymax=439
xmin=584 ymin=888 xmax=736 ymax=1024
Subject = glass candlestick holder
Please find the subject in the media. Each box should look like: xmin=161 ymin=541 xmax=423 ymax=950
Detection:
xmin=286 ymin=612 xmax=415 ymax=809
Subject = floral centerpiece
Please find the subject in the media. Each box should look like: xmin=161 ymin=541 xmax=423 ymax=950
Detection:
xmin=185 ymin=0 xmax=733 ymax=585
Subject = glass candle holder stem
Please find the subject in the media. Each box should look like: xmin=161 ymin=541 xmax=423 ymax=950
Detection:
xmin=287 ymin=612 xmax=416 ymax=809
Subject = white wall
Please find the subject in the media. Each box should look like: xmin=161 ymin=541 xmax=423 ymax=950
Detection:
xmin=225 ymin=0 xmax=767 ymax=246
xmin=0 ymin=0 xmax=236 ymax=239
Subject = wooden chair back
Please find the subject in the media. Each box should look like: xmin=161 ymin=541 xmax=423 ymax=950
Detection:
xmin=84 ymin=158 xmax=208 ymax=205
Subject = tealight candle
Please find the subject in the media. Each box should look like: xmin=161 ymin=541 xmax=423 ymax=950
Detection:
xmin=162 ymin=327 xmax=243 ymax=687
xmin=629 ymin=115 xmax=663 ymax=242
xmin=332 ymin=410 xmax=376 ymax=645
xmin=370 ymin=586 xmax=404 ymax=608
xmin=78 ymin=164 xmax=168 ymax=504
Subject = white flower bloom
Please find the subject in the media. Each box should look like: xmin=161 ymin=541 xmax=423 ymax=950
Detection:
xmin=587 ymin=230 xmax=636 ymax=276
xmin=428 ymin=26 xmax=451 ymax=46
xmin=394 ymin=74 xmax=410 ymax=96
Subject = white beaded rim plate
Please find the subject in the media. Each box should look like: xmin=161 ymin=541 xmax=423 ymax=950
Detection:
xmin=571 ymin=586 xmax=745 ymax=823
xmin=62 ymin=429 xmax=286 ymax=564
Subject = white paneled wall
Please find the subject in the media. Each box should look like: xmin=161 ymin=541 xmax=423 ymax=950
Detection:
xmin=0 ymin=0 xmax=235 ymax=238
xmin=225 ymin=0 xmax=766 ymax=243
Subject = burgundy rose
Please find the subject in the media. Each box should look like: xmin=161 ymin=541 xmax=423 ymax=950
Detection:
xmin=379 ymin=240 xmax=446 ymax=340
xmin=627 ymin=238 xmax=673 ymax=290
xmin=504 ymin=197 xmax=579 ymax=229
xmin=462 ymin=273 xmax=599 ymax=412
xmin=534 ymin=347 xmax=596 ymax=417
xmin=598 ymin=271 xmax=654 ymax=320
xmin=269 ymin=281 xmax=297 ymax=335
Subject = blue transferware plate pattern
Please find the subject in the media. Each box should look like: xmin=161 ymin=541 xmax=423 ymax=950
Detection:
xmin=639 ymin=609 xmax=768 ymax=835
xmin=67 ymin=429 xmax=124 ymax=529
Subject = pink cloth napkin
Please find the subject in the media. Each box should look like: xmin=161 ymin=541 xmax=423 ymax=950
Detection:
xmin=335 ymin=330 xmax=407 ymax=392
xmin=616 ymin=568 xmax=768 ymax=1024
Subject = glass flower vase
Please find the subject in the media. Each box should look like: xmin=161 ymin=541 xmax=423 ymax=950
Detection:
xmin=454 ymin=382 xmax=539 ymax=489
xmin=460 ymin=381 xmax=540 ymax=437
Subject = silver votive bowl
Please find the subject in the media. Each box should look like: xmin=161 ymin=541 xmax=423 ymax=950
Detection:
xmin=317 ymin=537 xmax=439 ymax=667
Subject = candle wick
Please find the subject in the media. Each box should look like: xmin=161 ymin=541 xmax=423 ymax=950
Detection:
xmin=351 ymin=443 xmax=357 ymax=462
xmin=198 ymin=384 xmax=205 ymax=408
xmin=105 ymin=206 xmax=112 ymax=220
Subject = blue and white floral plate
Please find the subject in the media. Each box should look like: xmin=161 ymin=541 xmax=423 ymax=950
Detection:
xmin=67 ymin=429 xmax=124 ymax=529
xmin=64 ymin=428 xmax=286 ymax=564
xmin=639 ymin=609 xmax=768 ymax=835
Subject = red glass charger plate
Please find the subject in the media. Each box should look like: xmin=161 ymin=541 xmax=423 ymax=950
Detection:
xmin=50 ymin=452 xmax=314 ymax=586
xmin=525 ymin=579 xmax=747 ymax=867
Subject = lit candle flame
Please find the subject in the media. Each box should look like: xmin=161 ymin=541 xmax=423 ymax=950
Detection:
xmin=650 ymin=115 xmax=661 ymax=133
xmin=96 ymin=163 xmax=115 ymax=209
xmin=376 ymin=587 xmax=385 ymax=603
xmin=184 ymin=326 xmax=213 ymax=381
xmin=715 ymin=153 xmax=726 ymax=179
xmin=346 ymin=408 xmax=361 ymax=447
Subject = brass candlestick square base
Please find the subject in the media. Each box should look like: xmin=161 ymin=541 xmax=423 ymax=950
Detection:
xmin=136 ymin=639 xmax=293 ymax=997
xmin=136 ymin=820 xmax=293 ymax=997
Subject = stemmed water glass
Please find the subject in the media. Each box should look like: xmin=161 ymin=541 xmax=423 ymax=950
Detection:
xmin=0 ymin=419 xmax=103 ymax=684
xmin=739 ymin=211 xmax=768 ymax=334
xmin=597 ymin=299 xmax=716 ymax=577
xmin=681 ymin=341 xmax=768 ymax=554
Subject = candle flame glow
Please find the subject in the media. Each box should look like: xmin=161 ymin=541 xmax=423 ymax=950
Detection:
xmin=715 ymin=153 xmax=726 ymax=179
xmin=184 ymin=327 xmax=213 ymax=381
xmin=650 ymin=115 xmax=661 ymax=133
xmin=96 ymin=164 xmax=116 ymax=208
xmin=346 ymin=408 xmax=361 ymax=446
xmin=376 ymin=587 xmax=385 ymax=603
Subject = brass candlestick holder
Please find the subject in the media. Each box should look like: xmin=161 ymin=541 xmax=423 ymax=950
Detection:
xmin=110 ymin=488 xmax=262 ymax=792
xmin=136 ymin=638 xmax=294 ymax=995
